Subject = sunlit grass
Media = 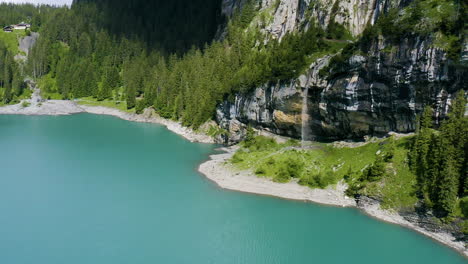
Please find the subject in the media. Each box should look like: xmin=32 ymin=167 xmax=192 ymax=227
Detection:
xmin=0 ymin=29 xmax=26 ymax=54
xmin=77 ymin=96 xmax=135 ymax=113
xmin=230 ymin=135 xmax=418 ymax=210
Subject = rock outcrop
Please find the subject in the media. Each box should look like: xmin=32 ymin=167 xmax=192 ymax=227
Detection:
xmin=254 ymin=0 xmax=406 ymax=40
xmin=217 ymin=0 xmax=467 ymax=144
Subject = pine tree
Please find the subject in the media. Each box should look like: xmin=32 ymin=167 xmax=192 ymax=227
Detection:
xmin=408 ymin=93 xmax=467 ymax=214
xmin=12 ymin=74 xmax=23 ymax=97
xmin=439 ymin=92 xmax=468 ymax=197
xmin=107 ymin=66 xmax=121 ymax=90
xmin=3 ymin=57 xmax=13 ymax=103
xmin=426 ymin=133 xmax=443 ymax=205
xmin=410 ymin=106 xmax=434 ymax=197
xmin=97 ymin=74 xmax=112 ymax=101
xmin=77 ymin=33 xmax=92 ymax=57
xmin=434 ymin=159 xmax=459 ymax=216
xmin=420 ymin=106 xmax=433 ymax=129
xmin=126 ymin=85 xmax=136 ymax=109
xmin=363 ymin=156 xmax=386 ymax=182
xmin=3 ymin=81 xmax=12 ymax=103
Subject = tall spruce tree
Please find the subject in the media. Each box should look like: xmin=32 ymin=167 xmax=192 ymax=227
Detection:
xmin=126 ymin=85 xmax=136 ymax=109
xmin=439 ymin=92 xmax=468 ymax=197
xmin=409 ymin=92 xmax=467 ymax=216
xmin=410 ymin=106 xmax=434 ymax=198
xmin=97 ymin=73 xmax=112 ymax=101
xmin=434 ymin=159 xmax=459 ymax=216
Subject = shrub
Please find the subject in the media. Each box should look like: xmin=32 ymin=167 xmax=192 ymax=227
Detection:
xmin=266 ymin=157 xmax=275 ymax=165
xmin=231 ymin=151 xmax=244 ymax=163
xmin=321 ymin=171 xmax=338 ymax=188
xmin=299 ymin=171 xmax=320 ymax=187
xmin=343 ymin=166 xmax=355 ymax=182
xmin=274 ymin=166 xmax=290 ymax=183
xmin=346 ymin=182 xmax=364 ymax=197
xmin=383 ymin=137 xmax=396 ymax=162
xmin=284 ymin=157 xmax=303 ymax=178
xmin=459 ymin=197 xmax=468 ymax=218
xmin=255 ymin=166 xmax=266 ymax=175
xmin=243 ymin=135 xmax=278 ymax=151
xmin=462 ymin=220 xmax=468 ymax=235
xmin=135 ymin=100 xmax=145 ymax=114
xmin=21 ymin=101 xmax=30 ymax=108
xmin=362 ymin=156 xmax=386 ymax=182
xmin=242 ymin=127 xmax=256 ymax=148
xmin=299 ymin=170 xmax=337 ymax=189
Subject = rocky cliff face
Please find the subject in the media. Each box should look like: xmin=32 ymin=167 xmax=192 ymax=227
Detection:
xmin=224 ymin=0 xmax=406 ymax=39
xmin=221 ymin=0 xmax=408 ymax=41
xmin=216 ymin=0 xmax=467 ymax=144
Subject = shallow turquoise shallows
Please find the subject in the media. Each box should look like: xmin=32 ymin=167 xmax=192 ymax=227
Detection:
xmin=0 ymin=114 xmax=465 ymax=264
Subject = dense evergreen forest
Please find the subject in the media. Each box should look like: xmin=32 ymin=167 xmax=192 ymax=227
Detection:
xmin=0 ymin=40 xmax=24 ymax=104
xmin=26 ymin=0 xmax=344 ymax=127
xmin=0 ymin=0 xmax=466 ymax=222
xmin=0 ymin=3 xmax=58 ymax=104
xmin=409 ymin=93 xmax=468 ymax=217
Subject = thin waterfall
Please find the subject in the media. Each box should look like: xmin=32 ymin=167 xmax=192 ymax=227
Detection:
xmin=301 ymin=86 xmax=310 ymax=148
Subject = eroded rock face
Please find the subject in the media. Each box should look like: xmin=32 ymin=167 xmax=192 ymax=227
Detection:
xmin=254 ymin=0 xmax=406 ymax=39
xmin=217 ymin=82 xmax=303 ymax=144
xmin=216 ymin=0 xmax=466 ymax=144
xmin=217 ymin=34 xmax=466 ymax=144
xmin=318 ymin=35 xmax=464 ymax=139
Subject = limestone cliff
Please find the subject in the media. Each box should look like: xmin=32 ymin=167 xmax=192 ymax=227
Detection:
xmin=223 ymin=0 xmax=406 ymax=39
xmin=216 ymin=0 xmax=467 ymax=144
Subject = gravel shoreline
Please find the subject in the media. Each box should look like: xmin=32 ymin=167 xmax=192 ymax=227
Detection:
xmin=81 ymin=105 xmax=214 ymax=143
xmin=199 ymin=147 xmax=355 ymax=207
xmin=2 ymin=99 xmax=466 ymax=256
xmin=198 ymin=147 xmax=468 ymax=257
xmin=0 ymin=99 xmax=214 ymax=144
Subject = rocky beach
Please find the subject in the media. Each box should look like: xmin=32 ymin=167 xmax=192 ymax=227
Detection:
xmin=198 ymin=147 xmax=468 ymax=257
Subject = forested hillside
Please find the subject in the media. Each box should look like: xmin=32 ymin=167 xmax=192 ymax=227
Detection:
xmin=0 ymin=3 xmax=58 ymax=105
xmin=0 ymin=40 xmax=26 ymax=105
xmin=25 ymin=0 xmax=466 ymax=130
xmin=27 ymin=0 xmax=353 ymax=127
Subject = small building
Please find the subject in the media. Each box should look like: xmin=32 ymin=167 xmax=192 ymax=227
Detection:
xmin=13 ymin=22 xmax=31 ymax=30
xmin=3 ymin=25 xmax=13 ymax=32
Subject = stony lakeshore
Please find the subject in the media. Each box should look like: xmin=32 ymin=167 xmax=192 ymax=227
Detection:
xmin=1 ymin=97 xmax=466 ymax=257
xmin=199 ymin=147 xmax=468 ymax=257
xmin=0 ymin=87 xmax=214 ymax=144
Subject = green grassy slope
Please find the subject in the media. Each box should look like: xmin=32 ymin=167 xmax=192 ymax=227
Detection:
xmin=230 ymin=135 xmax=418 ymax=210
xmin=0 ymin=29 xmax=26 ymax=54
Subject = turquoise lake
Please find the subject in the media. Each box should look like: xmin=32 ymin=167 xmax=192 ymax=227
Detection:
xmin=0 ymin=114 xmax=466 ymax=264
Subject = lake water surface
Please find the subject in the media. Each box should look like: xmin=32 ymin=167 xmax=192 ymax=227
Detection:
xmin=0 ymin=114 xmax=466 ymax=264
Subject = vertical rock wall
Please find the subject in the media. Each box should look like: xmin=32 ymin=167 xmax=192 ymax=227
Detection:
xmin=216 ymin=0 xmax=466 ymax=144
